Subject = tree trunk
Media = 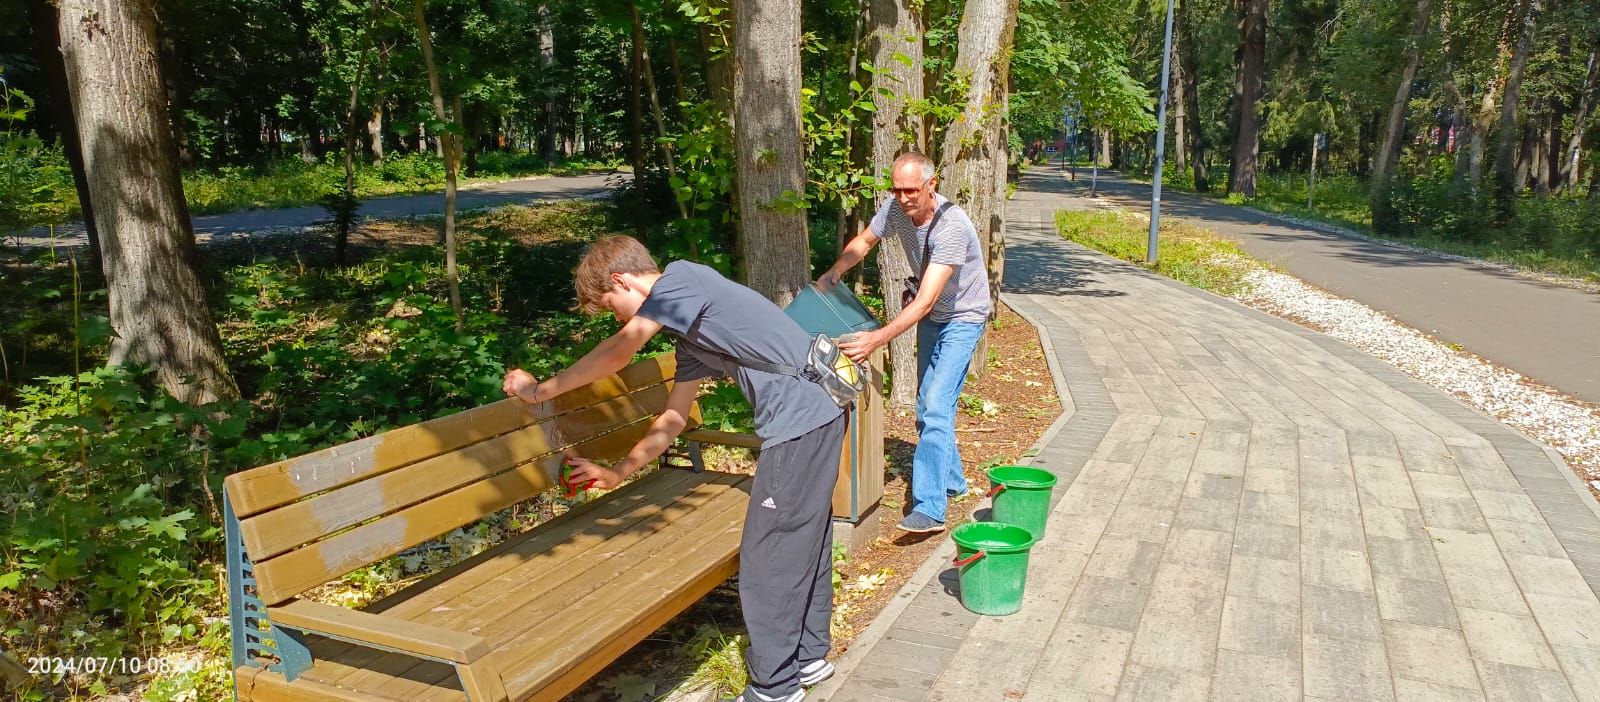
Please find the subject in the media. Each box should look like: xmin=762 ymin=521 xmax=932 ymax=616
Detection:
xmin=731 ymin=0 xmax=810 ymax=306
xmin=27 ymin=0 xmax=102 ymax=271
xmin=57 ymin=0 xmax=239 ymax=405
xmin=624 ymin=35 xmax=648 ymax=237
xmin=631 ymin=0 xmax=689 ymax=221
xmin=335 ymin=0 xmax=378 ymax=267
xmin=1494 ymin=0 xmax=1541 ymax=215
xmin=537 ymin=4 xmax=558 ymax=162
xmin=412 ymin=0 xmax=464 ymax=332
xmin=368 ymin=43 xmax=391 ymax=162
xmin=867 ymin=0 xmax=926 ymax=407
xmin=834 ymin=0 xmax=866 ymax=257
xmin=1558 ymin=50 xmax=1598 ymax=191
xmin=937 ymin=0 xmax=1017 ymax=381
xmin=1179 ymin=0 xmax=1208 ymax=192
xmin=1371 ymin=0 xmax=1431 ymax=231
xmin=1097 ymin=130 xmax=1111 ymax=167
xmin=667 ymin=37 xmax=688 ymax=108
xmin=1171 ymin=32 xmax=1188 ymax=174
xmin=698 ymin=1 xmax=735 ymax=119
xmin=1227 ymin=0 xmax=1267 ymax=197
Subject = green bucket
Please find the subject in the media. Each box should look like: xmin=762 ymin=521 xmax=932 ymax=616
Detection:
xmin=951 ymin=522 xmax=1036 ymax=616
xmin=986 ymin=465 xmax=1058 ymax=540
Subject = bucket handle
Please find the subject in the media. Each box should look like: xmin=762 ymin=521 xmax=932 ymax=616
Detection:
xmin=952 ymin=550 xmax=987 ymax=568
xmin=987 ymin=483 xmax=1006 ymax=498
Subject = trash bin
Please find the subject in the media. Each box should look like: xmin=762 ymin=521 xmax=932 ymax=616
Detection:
xmin=785 ymin=284 xmax=884 ymax=548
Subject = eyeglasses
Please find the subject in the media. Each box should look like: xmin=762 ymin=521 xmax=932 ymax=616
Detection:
xmin=890 ymin=178 xmax=933 ymax=196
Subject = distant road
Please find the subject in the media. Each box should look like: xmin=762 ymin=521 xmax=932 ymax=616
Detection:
xmin=1066 ymin=169 xmax=1600 ymax=404
xmin=7 ymin=171 xmax=622 ymax=249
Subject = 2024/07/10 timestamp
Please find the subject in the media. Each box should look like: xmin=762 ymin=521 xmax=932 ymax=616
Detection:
xmin=28 ymin=656 xmax=203 ymax=676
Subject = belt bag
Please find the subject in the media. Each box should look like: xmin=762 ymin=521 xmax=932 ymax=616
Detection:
xmin=684 ymin=334 xmax=865 ymax=409
xmin=903 ymin=202 xmax=956 ymax=309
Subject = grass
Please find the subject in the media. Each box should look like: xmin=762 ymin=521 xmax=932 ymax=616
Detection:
xmin=1055 ymin=209 xmax=1262 ymax=296
xmin=1131 ymin=168 xmax=1600 ymax=285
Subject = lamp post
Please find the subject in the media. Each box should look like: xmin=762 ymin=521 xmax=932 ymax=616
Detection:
xmin=1147 ymin=0 xmax=1177 ymax=264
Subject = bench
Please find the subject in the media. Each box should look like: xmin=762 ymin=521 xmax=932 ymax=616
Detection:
xmin=223 ymin=355 xmax=764 ymax=702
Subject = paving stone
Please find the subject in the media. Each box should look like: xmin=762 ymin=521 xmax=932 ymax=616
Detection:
xmin=1112 ymin=665 xmax=1212 ymax=702
xmin=1363 ymin=505 xmax=1428 ymax=541
xmin=1243 ymin=467 xmax=1296 ymax=496
xmin=1085 ymin=536 xmax=1163 ymax=584
xmin=1374 ymin=574 xmax=1460 ymax=629
xmin=1550 ymin=645 xmax=1600 ymax=702
xmin=839 ymin=663 xmax=939 ymax=702
xmin=1383 ymin=621 xmax=1480 ymax=689
xmin=1210 ymin=649 xmax=1299 ymax=702
xmin=1026 ymin=622 xmax=1134 ymax=696
xmin=1474 ymin=490 xmax=1546 ymax=524
xmin=1218 ymin=595 xmax=1298 ymax=658
xmin=1391 ymin=678 xmax=1486 ymax=702
xmin=1302 ymin=633 xmax=1395 ymax=700
xmin=1129 ymin=566 xmax=1226 ymax=673
xmin=1459 ymin=608 xmax=1561 ymax=670
xmin=1303 ymin=584 xmax=1383 ymax=641
xmin=1487 ymin=518 xmax=1571 ymax=559
xmin=1185 ymin=472 xmax=1245 ymax=501
xmin=1226 ymin=555 xmax=1299 ymax=605
xmin=1239 ymin=491 xmax=1298 ymax=527
xmin=1523 ymin=594 xmax=1600 ymax=649
xmin=1413 ymin=474 xmax=1489 ymax=531
xmin=870 ymin=637 xmax=960 ymax=664
xmin=1505 ymin=554 xmax=1597 ymax=600
xmin=1431 ymin=528 xmax=1529 ymax=614
xmin=1162 ymin=528 xmax=1233 ymax=572
xmin=1477 ymin=662 xmax=1579 ymax=702
xmin=1063 ymin=575 xmax=1150 ymax=632
xmin=1368 ymin=535 xmax=1445 ymax=581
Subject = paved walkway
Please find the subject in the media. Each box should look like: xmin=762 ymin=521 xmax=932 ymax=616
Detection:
xmin=5 ymin=171 xmax=618 ymax=250
xmin=813 ymin=170 xmax=1600 ymax=701
xmin=1067 ymin=170 xmax=1600 ymax=405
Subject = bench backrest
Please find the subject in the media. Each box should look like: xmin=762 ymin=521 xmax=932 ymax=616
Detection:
xmin=223 ymin=355 xmax=698 ymax=606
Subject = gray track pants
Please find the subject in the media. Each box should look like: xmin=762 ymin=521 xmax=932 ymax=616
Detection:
xmin=741 ymin=411 xmax=848 ymax=698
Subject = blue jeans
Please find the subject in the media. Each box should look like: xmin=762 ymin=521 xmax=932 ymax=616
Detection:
xmin=911 ymin=320 xmax=985 ymax=523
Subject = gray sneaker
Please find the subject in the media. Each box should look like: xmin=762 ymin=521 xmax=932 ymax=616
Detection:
xmin=896 ymin=512 xmax=946 ymax=533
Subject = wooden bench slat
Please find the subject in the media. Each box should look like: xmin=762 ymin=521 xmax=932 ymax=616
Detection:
xmin=369 ymin=468 xmax=707 ymax=621
xmin=297 ymin=636 xmax=460 ymax=699
xmin=238 ymin=664 xmax=431 ymax=702
xmin=226 ymin=355 xmax=677 ymax=519
xmin=494 ymin=491 xmax=748 ymax=700
xmin=251 ymin=420 xmax=657 ymax=605
xmin=240 ymin=384 xmax=675 ymax=562
xmin=414 ymin=472 xmax=747 ymax=639
xmin=272 ymin=600 xmax=489 ymax=664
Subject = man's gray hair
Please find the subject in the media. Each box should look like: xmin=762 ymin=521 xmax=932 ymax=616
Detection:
xmin=894 ymin=152 xmax=936 ymax=182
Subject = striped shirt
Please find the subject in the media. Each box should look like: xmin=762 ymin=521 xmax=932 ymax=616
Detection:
xmin=869 ymin=194 xmax=992 ymax=324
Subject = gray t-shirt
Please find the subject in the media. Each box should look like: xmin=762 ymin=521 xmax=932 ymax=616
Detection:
xmin=869 ymin=194 xmax=992 ymax=324
xmin=637 ymin=260 xmax=844 ymax=448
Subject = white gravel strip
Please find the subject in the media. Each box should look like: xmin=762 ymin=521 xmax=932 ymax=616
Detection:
xmin=1234 ymin=263 xmax=1600 ymax=482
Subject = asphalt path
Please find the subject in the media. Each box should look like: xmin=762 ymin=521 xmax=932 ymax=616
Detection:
xmin=6 ymin=171 xmax=622 ymax=249
xmin=1062 ymin=168 xmax=1600 ymax=404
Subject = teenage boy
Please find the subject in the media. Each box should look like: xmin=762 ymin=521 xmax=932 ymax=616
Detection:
xmin=816 ymin=152 xmax=991 ymax=534
xmin=502 ymin=236 xmax=843 ymax=702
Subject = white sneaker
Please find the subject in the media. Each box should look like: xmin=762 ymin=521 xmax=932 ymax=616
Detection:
xmin=798 ymin=659 xmax=834 ymax=687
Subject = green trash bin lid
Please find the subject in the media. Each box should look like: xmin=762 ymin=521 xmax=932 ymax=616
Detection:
xmin=784 ymin=284 xmax=882 ymax=338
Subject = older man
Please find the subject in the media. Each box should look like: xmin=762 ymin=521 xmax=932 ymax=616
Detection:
xmin=816 ymin=152 xmax=991 ymax=533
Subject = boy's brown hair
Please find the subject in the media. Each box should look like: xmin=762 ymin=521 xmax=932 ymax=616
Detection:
xmin=573 ymin=235 xmax=660 ymax=314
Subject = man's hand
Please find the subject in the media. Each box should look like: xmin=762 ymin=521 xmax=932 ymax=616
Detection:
xmin=840 ymin=330 xmax=885 ymax=363
xmin=564 ymin=456 xmax=624 ymax=490
xmin=502 ymin=368 xmax=543 ymax=404
xmin=815 ymin=268 xmax=842 ymax=291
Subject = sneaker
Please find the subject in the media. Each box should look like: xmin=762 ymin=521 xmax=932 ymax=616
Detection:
xmin=720 ymin=690 xmax=805 ymax=702
xmin=896 ymin=512 xmax=946 ymax=533
xmin=798 ymin=659 xmax=834 ymax=687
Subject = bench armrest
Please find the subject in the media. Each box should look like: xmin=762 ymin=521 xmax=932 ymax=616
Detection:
xmin=682 ymin=428 xmax=763 ymax=450
xmin=272 ymin=599 xmax=490 ymax=664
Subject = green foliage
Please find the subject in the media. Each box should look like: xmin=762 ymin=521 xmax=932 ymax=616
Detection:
xmin=1055 ymin=209 xmax=1258 ymax=296
xmin=0 ymin=80 xmax=76 ymax=230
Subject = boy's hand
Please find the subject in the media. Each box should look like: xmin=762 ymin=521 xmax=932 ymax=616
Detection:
xmin=502 ymin=369 xmax=543 ymax=404
xmin=564 ymin=456 xmax=623 ymax=490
